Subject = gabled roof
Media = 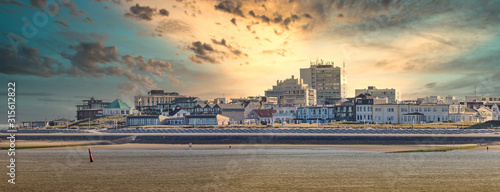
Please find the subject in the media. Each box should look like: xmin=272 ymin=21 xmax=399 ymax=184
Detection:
xmin=104 ymin=99 xmax=132 ymax=109
xmin=252 ymin=109 xmax=276 ymax=118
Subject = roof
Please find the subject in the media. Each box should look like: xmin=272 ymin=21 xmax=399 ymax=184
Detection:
xmin=172 ymin=97 xmax=200 ymax=103
xmin=218 ymin=103 xmax=244 ymax=109
xmin=127 ymin=115 xmax=158 ymax=118
xmin=465 ymin=108 xmax=478 ymax=113
xmin=252 ymin=109 xmax=276 ymax=118
xmin=104 ymin=99 xmax=132 ymax=109
xmin=402 ymin=113 xmax=424 ymax=116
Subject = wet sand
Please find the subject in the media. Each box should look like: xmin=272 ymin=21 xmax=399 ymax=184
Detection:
xmin=1 ymin=147 xmax=499 ymax=191
xmin=2 ymin=140 xmax=494 ymax=152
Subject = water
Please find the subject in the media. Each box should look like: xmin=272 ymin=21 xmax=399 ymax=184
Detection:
xmin=1 ymin=148 xmax=500 ymax=191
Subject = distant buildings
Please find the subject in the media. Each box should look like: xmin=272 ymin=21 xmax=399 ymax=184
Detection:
xmin=355 ymin=86 xmax=400 ymax=104
xmin=300 ymin=60 xmax=347 ymax=105
xmin=22 ymin=121 xmax=48 ymax=128
xmin=418 ymin=96 xmax=460 ymax=105
xmin=76 ymin=97 xmax=110 ymax=120
xmin=134 ymin=90 xmax=182 ymax=113
xmin=265 ymin=75 xmax=316 ymax=107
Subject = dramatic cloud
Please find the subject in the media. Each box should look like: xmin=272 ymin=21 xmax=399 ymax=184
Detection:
xmin=0 ymin=41 xmax=173 ymax=92
xmin=210 ymin=38 xmax=247 ymax=58
xmin=54 ymin=20 xmax=70 ymax=28
xmin=120 ymin=55 xmax=173 ymax=75
xmin=0 ymin=44 xmax=64 ymax=77
xmin=215 ymin=0 xmax=244 ymax=17
xmin=187 ymin=41 xmax=220 ymax=64
xmin=125 ymin=3 xmax=155 ymax=21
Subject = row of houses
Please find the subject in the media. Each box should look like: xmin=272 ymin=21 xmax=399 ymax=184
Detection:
xmin=71 ymin=91 xmax=500 ymax=127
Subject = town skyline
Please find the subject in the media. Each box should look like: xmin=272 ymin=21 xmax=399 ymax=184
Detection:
xmin=1 ymin=0 xmax=500 ymax=123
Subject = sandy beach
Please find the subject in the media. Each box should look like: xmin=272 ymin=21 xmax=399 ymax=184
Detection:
xmin=1 ymin=140 xmax=495 ymax=152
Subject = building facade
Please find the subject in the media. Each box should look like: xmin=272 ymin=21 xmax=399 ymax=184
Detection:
xmin=134 ymin=90 xmax=182 ymax=112
xmin=300 ymin=60 xmax=347 ymax=105
xmin=126 ymin=115 xmax=168 ymax=126
xmin=272 ymin=106 xmax=297 ymax=123
xmin=372 ymin=104 xmax=450 ymax=124
xmin=355 ymin=86 xmax=400 ymax=104
xmin=76 ymin=97 xmax=110 ymax=120
xmin=296 ymin=106 xmax=335 ymax=123
xmin=186 ymin=114 xmax=230 ymax=125
xmin=265 ymin=75 xmax=316 ymax=107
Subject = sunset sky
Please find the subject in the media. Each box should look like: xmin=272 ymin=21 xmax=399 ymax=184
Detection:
xmin=1 ymin=0 xmax=500 ymax=123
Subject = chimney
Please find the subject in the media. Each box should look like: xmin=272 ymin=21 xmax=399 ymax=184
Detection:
xmin=291 ymin=75 xmax=294 ymax=79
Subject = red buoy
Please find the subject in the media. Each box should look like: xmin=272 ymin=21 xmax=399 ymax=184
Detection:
xmin=88 ymin=148 xmax=94 ymax=162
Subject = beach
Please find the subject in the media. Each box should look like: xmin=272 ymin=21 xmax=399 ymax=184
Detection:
xmin=1 ymin=146 xmax=500 ymax=191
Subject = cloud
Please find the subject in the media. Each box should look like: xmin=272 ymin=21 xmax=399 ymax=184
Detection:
xmin=210 ymin=38 xmax=247 ymax=57
xmin=155 ymin=19 xmax=191 ymax=34
xmin=0 ymin=44 xmax=64 ymax=77
xmin=215 ymin=0 xmax=244 ymax=17
xmin=0 ymin=0 xmax=27 ymax=7
xmin=424 ymin=82 xmax=436 ymax=89
xmin=85 ymin=17 xmax=93 ymax=23
xmin=262 ymin=49 xmax=286 ymax=56
xmin=63 ymin=2 xmax=85 ymax=16
xmin=30 ymin=0 xmax=47 ymax=8
xmin=159 ymin=8 xmax=169 ymax=16
xmin=54 ymin=20 xmax=70 ymax=28
xmin=187 ymin=41 xmax=219 ymax=64
xmin=125 ymin=3 xmax=155 ymax=21
xmin=120 ymin=55 xmax=173 ymax=75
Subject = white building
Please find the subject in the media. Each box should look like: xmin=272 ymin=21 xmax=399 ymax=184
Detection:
xmin=102 ymin=99 xmax=133 ymax=116
xmin=465 ymin=96 xmax=500 ymax=104
xmin=418 ymin=96 xmax=460 ymax=105
xmin=272 ymin=106 xmax=297 ymax=123
xmin=355 ymin=86 xmax=400 ymax=104
xmin=126 ymin=115 xmax=168 ymax=126
xmin=372 ymin=104 xmax=450 ymax=124
xmin=265 ymin=75 xmax=316 ymax=107
xmin=296 ymin=106 xmax=336 ymax=123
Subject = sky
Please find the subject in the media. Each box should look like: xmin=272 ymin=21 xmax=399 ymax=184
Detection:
xmin=1 ymin=0 xmax=500 ymax=123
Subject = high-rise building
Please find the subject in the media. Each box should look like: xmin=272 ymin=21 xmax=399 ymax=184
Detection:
xmin=300 ymin=60 xmax=347 ymax=105
xmin=265 ymin=75 xmax=316 ymax=107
